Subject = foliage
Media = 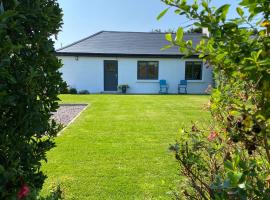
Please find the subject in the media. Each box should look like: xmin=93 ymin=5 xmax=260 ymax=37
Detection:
xmin=59 ymin=81 xmax=69 ymax=94
xmin=38 ymin=184 xmax=63 ymax=200
xmin=152 ymin=28 xmax=176 ymax=33
xmin=24 ymin=184 xmax=63 ymax=200
xmin=185 ymin=27 xmax=202 ymax=34
xmin=68 ymin=87 xmax=77 ymax=94
xmin=117 ymin=84 xmax=129 ymax=89
xmin=0 ymin=0 xmax=63 ymax=199
xmin=78 ymin=90 xmax=90 ymax=95
xmin=160 ymin=0 xmax=270 ymax=199
xmin=118 ymin=84 xmax=129 ymax=94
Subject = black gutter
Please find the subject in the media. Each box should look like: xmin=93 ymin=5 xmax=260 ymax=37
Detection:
xmin=55 ymin=52 xmax=200 ymax=59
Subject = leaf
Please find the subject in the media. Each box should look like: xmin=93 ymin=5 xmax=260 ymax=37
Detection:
xmin=186 ymin=40 xmax=193 ymax=47
xmin=157 ymin=8 xmax=169 ymax=20
xmin=192 ymin=3 xmax=199 ymax=10
xmin=229 ymin=110 xmax=241 ymax=116
xmin=202 ymin=0 xmax=208 ymax=9
xmin=237 ymin=7 xmax=244 ymax=17
xmin=193 ymin=22 xmax=201 ymax=27
xmin=224 ymin=160 xmax=234 ymax=170
xmin=256 ymin=49 xmax=262 ymax=59
xmin=216 ymin=52 xmax=227 ymax=61
xmin=175 ymin=27 xmax=183 ymax=41
xmin=216 ymin=4 xmax=230 ymax=21
xmin=0 ymin=10 xmax=16 ymax=21
xmin=174 ymin=9 xmax=181 ymax=14
xmin=160 ymin=45 xmax=172 ymax=51
xmin=179 ymin=47 xmax=186 ymax=53
xmin=216 ymin=4 xmax=230 ymax=14
xmin=165 ymin=33 xmax=173 ymax=42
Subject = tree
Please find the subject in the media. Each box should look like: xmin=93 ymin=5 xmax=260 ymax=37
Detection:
xmin=185 ymin=27 xmax=202 ymax=34
xmin=151 ymin=28 xmax=176 ymax=33
xmin=159 ymin=0 xmax=270 ymax=199
xmin=0 ymin=0 xmax=64 ymax=199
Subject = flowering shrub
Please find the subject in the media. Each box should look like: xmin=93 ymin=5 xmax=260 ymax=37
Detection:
xmin=160 ymin=0 xmax=270 ymax=199
xmin=0 ymin=0 xmax=63 ymax=199
xmin=17 ymin=184 xmax=30 ymax=199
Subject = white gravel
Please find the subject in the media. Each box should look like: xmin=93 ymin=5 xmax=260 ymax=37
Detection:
xmin=52 ymin=104 xmax=88 ymax=126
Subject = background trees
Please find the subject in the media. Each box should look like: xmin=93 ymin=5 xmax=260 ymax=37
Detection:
xmin=160 ymin=0 xmax=270 ymax=199
xmin=0 ymin=0 xmax=64 ymax=199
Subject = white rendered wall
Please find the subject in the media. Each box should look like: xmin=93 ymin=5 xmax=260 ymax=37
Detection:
xmin=59 ymin=56 xmax=213 ymax=94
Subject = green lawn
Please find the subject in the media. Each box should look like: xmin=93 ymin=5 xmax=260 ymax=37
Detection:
xmin=41 ymin=95 xmax=210 ymax=200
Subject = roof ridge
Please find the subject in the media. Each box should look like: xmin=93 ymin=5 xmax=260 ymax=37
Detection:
xmin=101 ymin=30 xmax=203 ymax=35
xmin=56 ymin=31 xmax=204 ymax=52
xmin=56 ymin=31 xmax=105 ymax=51
xmin=102 ymin=30 xmax=169 ymax=34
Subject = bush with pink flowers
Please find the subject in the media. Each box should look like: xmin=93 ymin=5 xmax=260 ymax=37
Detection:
xmin=160 ymin=0 xmax=270 ymax=199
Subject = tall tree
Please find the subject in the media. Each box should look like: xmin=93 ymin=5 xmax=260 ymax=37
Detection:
xmin=0 ymin=0 xmax=64 ymax=199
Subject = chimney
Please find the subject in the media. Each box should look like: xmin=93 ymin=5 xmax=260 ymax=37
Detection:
xmin=202 ymin=27 xmax=210 ymax=37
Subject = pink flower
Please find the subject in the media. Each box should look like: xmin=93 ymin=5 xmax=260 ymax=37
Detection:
xmin=208 ymin=131 xmax=218 ymax=141
xmin=17 ymin=184 xmax=30 ymax=199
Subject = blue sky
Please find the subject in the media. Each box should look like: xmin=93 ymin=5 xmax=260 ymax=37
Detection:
xmin=55 ymin=0 xmax=240 ymax=49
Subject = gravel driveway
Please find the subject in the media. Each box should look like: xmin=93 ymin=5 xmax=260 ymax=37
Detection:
xmin=52 ymin=104 xmax=88 ymax=126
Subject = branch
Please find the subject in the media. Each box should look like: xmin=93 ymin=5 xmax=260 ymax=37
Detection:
xmin=263 ymin=130 xmax=270 ymax=164
xmin=177 ymin=155 xmax=212 ymax=199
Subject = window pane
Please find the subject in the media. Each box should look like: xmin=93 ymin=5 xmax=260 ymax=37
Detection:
xmin=185 ymin=62 xmax=193 ymax=80
xmin=193 ymin=63 xmax=202 ymax=80
xmin=148 ymin=62 xmax=158 ymax=79
xmin=138 ymin=62 xmax=147 ymax=79
xmin=185 ymin=61 xmax=202 ymax=80
xmin=137 ymin=61 xmax=158 ymax=80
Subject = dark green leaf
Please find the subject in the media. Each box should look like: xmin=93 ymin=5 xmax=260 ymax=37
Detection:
xmin=237 ymin=7 xmax=244 ymax=17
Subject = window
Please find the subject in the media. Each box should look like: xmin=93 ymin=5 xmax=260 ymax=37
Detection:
xmin=185 ymin=61 xmax=203 ymax=80
xmin=137 ymin=61 xmax=159 ymax=80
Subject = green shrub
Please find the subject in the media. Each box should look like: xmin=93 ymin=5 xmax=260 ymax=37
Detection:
xmin=59 ymin=81 xmax=69 ymax=94
xmin=78 ymin=89 xmax=90 ymax=94
xmin=0 ymin=0 xmax=63 ymax=199
xmin=69 ymin=87 xmax=78 ymax=94
xmin=160 ymin=0 xmax=270 ymax=199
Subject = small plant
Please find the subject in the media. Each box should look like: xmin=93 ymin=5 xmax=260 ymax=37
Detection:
xmin=43 ymin=184 xmax=64 ymax=200
xmin=69 ymin=87 xmax=77 ymax=94
xmin=118 ymin=84 xmax=129 ymax=94
xmin=78 ymin=90 xmax=90 ymax=94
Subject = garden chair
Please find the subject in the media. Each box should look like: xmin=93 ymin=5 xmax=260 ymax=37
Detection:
xmin=178 ymin=80 xmax=187 ymax=94
xmin=159 ymin=79 xmax=168 ymax=94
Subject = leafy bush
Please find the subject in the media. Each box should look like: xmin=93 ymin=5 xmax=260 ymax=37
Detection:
xmin=160 ymin=0 xmax=270 ymax=199
xmin=0 ymin=0 xmax=63 ymax=199
xmin=59 ymin=81 xmax=69 ymax=94
xmin=78 ymin=89 xmax=90 ymax=94
xmin=68 ymin=87 xmax=78 ymax=94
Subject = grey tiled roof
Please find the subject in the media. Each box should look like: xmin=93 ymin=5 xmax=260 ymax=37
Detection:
xmin=56 ymin=31 xmax=203 ymax=56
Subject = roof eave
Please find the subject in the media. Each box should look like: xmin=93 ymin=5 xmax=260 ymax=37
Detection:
xmin=55 ymin=52 xmax=199 ymax=59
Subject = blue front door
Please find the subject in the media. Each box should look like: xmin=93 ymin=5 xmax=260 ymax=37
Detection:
xmin=104 ymin=60 xmax=118 ymax=91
